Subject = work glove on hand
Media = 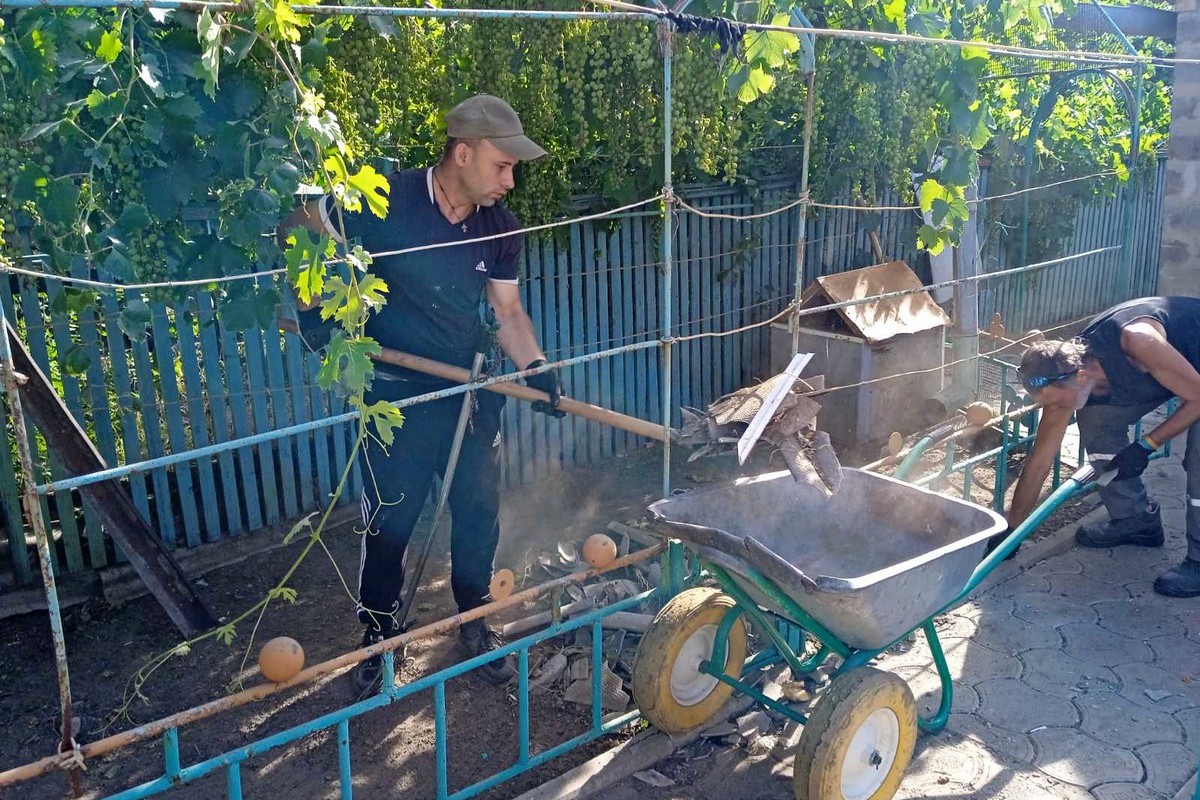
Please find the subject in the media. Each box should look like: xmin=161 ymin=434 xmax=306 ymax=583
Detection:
xmin=1105 ymin=440 xmax=1153 ymax=481
xmin=524 ymin=359 xmax=566 ymax=418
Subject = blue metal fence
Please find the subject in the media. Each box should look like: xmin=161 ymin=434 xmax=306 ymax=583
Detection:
xmin=0 ymin=165 xmax=1166 ymax=586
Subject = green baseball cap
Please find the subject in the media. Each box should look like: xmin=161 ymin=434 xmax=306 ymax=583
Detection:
xmin=446 ymin=94 xmax=548 ymax=161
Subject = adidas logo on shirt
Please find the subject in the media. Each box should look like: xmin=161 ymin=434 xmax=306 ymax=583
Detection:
xmin=475 ymin=261 xmax=487 ymax=273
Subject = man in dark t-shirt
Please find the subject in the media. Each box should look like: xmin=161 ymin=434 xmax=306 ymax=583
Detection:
xmin=1003 ymin=296 xmax=1200 ymax=597
xmin=281 ymin=96 xmax=563 ymax=690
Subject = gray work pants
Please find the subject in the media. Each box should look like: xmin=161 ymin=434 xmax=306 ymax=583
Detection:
xmin=1076 ymin=400 xmax=1200 ymax=562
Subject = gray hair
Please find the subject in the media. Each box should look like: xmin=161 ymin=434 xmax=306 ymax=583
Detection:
xmin=1019 ymin=338 xmax=1091 ymax=378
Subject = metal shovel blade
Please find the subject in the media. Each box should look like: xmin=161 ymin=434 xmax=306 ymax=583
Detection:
xmin=737 ymin=352 xmax=814 ymax=465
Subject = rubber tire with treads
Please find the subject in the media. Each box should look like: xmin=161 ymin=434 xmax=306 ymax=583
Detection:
xmin=793 ymin=667 xmax=918 ymax=800
xmin=631 ymin=586 xmax=747 ymax=735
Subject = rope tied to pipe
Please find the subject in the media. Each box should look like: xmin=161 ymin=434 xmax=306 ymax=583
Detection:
xmin=662 ymin=10 xmax=747 ymax=54
xmin=55 ymin=739 xmax=86 ymax=773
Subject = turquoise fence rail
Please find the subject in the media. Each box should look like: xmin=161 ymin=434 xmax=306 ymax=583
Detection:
xmin=0 ymin=165 xmax=1166 ymax=587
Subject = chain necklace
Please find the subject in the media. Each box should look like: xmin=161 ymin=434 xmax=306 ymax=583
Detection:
xmin=432 ymin=167 xmax=471 ymax=233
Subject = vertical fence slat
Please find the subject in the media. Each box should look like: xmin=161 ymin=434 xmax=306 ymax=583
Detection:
xmin=221 ymin=326 xmax=263 ymax=532
xmin=72 ymin=261 xmax=118 ymax=567
xmin=150 ymin=305 xmax=201 ymax=548
xmin=525 ymin=241 xmax=546 ymax=480
xmin=0 ymin=282 xmax=31 ymax=581
xmin=45 ymin=277 xmax=101 ymax=568
xmin=305 ymin=349 xmax=334 ymax=509
xmin=241 ymin=324 xmax=282 ymax=526
xmin=594 ymin=225 xmax=613 ymax=460
xmin=541 ymin=236 xmax=563 ymax=473
xmin=175 ymin=307 xmax=223 ymax=542
xmin=265 ymin=327 xmax=300 ymax=519
xmin=130 ymin=303 xmax=178 ymax=548
xmin=285 ymin=326 xmax=317 ymax=511
xmin=19 ymin=277 xmax=83 ymax=571
xmin=196 ymin=292 xmax=245 ymax=535
xmin=567 ymin=225 xmax=586 ymax=468
xmin=582 ymin=221 xmax=602 ymax=464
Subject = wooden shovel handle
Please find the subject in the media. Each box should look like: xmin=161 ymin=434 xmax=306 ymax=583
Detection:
xmin=279 ymin=318 xmax=666 ymax=442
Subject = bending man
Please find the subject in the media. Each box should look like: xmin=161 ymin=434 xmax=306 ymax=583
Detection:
xmin=1006 ymin=296 xmax=1200 ymax=598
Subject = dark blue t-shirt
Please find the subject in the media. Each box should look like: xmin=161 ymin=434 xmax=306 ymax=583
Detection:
xmin=1081 ymin=296 xmax=1200 ymax=406
xmin=321 ymin=168 xmax=523 ymax=383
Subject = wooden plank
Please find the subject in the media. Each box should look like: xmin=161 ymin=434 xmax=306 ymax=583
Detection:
xmin=129 ymin=305 xmax=178 ymax=547
xmin=174 ymin=307 xmax=223 ymax=542
xmin=221 ymin=326 xmax=263 ymax=531
xmin=266 ymin=327 xmax=300 ymax=518
xmin=19 ymin=277 xmax=83 ymax=572
xmin=150 ymin=305 xmax=201 ymax=547
xmin=240 ymin=324 xmax=281 ymax=526
xmin=195 ymin=291 xmax=245 ymax=535
xmin=5 ymin=321 xmax=216 ymax=635
xmin=283 ymin=323 xmax=316 ymax=510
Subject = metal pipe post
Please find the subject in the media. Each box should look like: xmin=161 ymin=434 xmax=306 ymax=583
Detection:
xmin=0 ymin=291 xmax=79 ymax=794
xmin=792 ymin=70 xmax=816 ymax=356
xmin=659 ymin=18 xmax=675 ymax=498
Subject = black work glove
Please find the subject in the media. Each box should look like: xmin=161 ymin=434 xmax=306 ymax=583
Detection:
xmin=524 ymin=359 xmax=566 ymax=418
xmin=1105 ymin=440 xmax=1153 ymax=481
xmin=983 ymin=526 xmax=1020 ymax=561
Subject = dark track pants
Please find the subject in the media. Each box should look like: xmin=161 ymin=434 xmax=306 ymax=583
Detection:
xmin=1076 ymin=399 xmax=1200 ymax=562
xmin=355 ymin=379 xmax=505 ymax=631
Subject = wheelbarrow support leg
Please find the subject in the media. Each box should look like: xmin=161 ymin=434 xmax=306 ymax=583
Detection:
xmin=918 ymin=619 xmax=953 ymax=733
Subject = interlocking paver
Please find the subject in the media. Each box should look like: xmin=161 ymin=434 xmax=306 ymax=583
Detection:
xmin=1138 ymin=742 xmax=1198 ymax=796
xmin=946 ymin=712 xmax=1036 ymax=765
xmin=977 ymin=677 xmax=1080 ymax=731
xmin=893 ymin=663 xmax=979 ymax=714
xmin=1049 ymin=570 xmax=1137 ymax=598
xmin=1013 ymin=593 xmax=1101 ymax=628
xmin=1031 ymin=727 xmax=1144 ymax=787
xmin=903 ymin=730 xmax=1001 ymax=791
xmin=1174 ymin=607 xmax=1200 ymax=642
xmin=1113 ymin=662 xmax=1200 ymax=714
xmin=972 ymin=613 xmax=1063 ymax=655
xmin=1019 ymin=646 xmax=1119 ymax=697
xmin=1147 ymin=635 xmax=1200 ymax=683
xmin=1024 ymin=554 xmax=1086 ymax=578
xmin=1095 ymin=599 xmax=1189 ymax=640
xmin=1091 ymin=782 xmax=1171 ymax=800
xmin=1173 ymin=707 xmax=1200 ymax=745
xmin=1061 ymin=621 xmax=1156 ymax=667
xmin=1075 ymin=691 xmax=1185 ymax=746
xmin=930 ymin=610 xmax=980 ymax=639
xmin=987 ymin=573 xmax=1053 ymax=601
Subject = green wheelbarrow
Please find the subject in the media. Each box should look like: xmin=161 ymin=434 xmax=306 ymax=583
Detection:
xmin=630 ymin=463 xmax=1101 ymax=800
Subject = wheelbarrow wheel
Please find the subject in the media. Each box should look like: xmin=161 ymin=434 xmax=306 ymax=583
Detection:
xmin=793 ymin=667 xmax=917 ymax=800
xmin=631 ymin=587 xmax=747 ymax=735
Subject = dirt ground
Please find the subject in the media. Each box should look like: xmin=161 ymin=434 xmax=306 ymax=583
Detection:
xmin=0 ymin=433 xmax=1092 ymax=800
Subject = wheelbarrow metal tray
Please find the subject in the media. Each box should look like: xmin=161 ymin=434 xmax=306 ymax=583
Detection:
xmin=648 ymin=469 xmax=1007 ymax=650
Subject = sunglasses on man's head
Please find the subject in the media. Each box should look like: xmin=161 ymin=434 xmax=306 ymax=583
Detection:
xmin=1019 ymin=369 xmax=1079 ymax=391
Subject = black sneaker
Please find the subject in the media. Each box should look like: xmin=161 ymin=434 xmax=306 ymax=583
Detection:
xmin=1076 ymin=502 xmax=1164 ymax=549
xmin=1153 ymin=559 xmax=1200 ymax=598
xmin=352 ymin=627 xmax=405 ymax=696
xmin=459 ymin=619 xmax=515 ymax=685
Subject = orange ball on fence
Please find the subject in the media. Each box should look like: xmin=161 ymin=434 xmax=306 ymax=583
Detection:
xmin=965 ymin=401 xmax=995 ymax=427
xmin=583 ymin=534 xmax=618 ymax=570
xmin=258 ymin=637 xmax=305 ymax=683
